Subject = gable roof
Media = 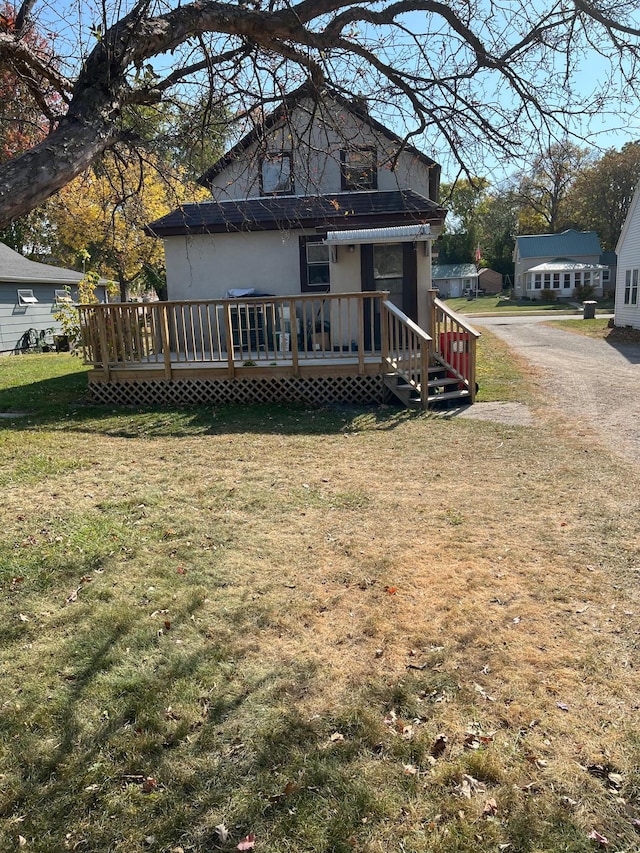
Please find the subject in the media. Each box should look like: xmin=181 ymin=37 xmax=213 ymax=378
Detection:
xmin=0 ymin=241 xmax=84 ymax=285
xmin=516 ymin=230 xmax=601 ymax=259
xmin=616 ymin=183 xmax=640 ymax=254
xmin=432 ymin=263 xmax=478 ymax=279
xmin=148 ymin=190 xmax=446 ymax=237
xmin=198 ymin=82 xmax=440 ymax=190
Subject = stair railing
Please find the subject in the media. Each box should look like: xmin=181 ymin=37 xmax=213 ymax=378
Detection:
xmin=381 ymin=298 xmax=432 ymax=409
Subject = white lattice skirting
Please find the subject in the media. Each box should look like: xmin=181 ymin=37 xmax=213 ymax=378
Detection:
xmin=88 ymin=375 xmax=387 ymax=406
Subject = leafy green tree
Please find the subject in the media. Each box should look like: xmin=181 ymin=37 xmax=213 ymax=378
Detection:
xmin=516 ymin=141 xmax=591 ymax=234
xmin=475 ymin=190 xmax=519 ymax=279
xmin=562 ymin=141 xmax=640 ymax=251
xmin=437 ymin=178 xmax=488 ymax=264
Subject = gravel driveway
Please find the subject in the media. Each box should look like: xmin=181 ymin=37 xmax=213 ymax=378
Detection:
xmin=472 ymin=315 xmax=640 ymax=467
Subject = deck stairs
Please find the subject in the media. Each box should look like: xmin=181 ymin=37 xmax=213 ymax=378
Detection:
xmin=383 ymin=361 xmax=472 ymax=410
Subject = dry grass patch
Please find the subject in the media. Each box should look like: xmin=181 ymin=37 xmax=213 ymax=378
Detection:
xmin=545 ymin=317 xmax=640 ymax=344
xmin=1 ymin=357 xmax=640 ymax=852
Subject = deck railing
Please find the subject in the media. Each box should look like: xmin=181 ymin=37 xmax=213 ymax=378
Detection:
xmin=78 ymin=292 xmax=389 ymax=378
xmin=78 ymin=291 xmax=478 ymax=406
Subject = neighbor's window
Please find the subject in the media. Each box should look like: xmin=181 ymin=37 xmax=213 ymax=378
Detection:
xmin=260 ymin=152 xmax=293 ymax=195
xmin=533 ymin=273 xmax=542 ymax=289
xmin=340 ymin=146 xmax=377 ymax=190
xmin=17 ymin=289 xmax=38 ymax=305
xmin=625 ymin=269 xmax=639 ymax=305
xmin=300 ymin=237 xmax=330 ymax=292
xmin=563 ymin=273 xmax=571 ymax=289
xmin=602 ymin=268 xmax=610 ymax=283
xmin=553 ymin=272 xmax=560 ymax=289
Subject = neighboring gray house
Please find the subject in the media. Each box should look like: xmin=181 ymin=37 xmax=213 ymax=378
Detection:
xmin=0 ymin=242 xmax=107 ymax=353
xmin=148 ymin=84 xmax=447 ymax=332
xmin=431 ymin=263 xmax=479 ymax=298
xmin=614 ymin=183 xmax=640 ymax=330
xmin=513 ymin=230 xmax=612 ymax=300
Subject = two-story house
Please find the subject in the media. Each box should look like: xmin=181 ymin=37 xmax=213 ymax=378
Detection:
xmin=513 ymin=230 xmax=610 ymax=300
xmin=77 ymin=85 xmax=480 ymax=411
xmin=148 ymin=83 xmax=447 ymax=331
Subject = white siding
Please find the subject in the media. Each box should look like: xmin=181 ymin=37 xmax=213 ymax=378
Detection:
xmin=615 ymin=190 xmax=640 ymax=329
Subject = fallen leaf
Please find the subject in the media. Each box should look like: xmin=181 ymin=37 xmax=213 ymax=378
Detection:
xmin=18 ymin=836 xmax=27 ymax=847
xmin=385 ymin=586 xmax=398 ymax=595
xmin=237 ymin=833 xmax=256 ymax=850
xmin=402 ymin=763 xmax=418 ymax=775
xmin=18 ymin=613 xmax=29 ymax=622
xmin=164 ymin=620 xmax=171 ymax=631
xmin=557 ymin=702 xmax=570 ymax=712
xmin=587 ymin=829 xmax=608 ymax=846
xmin=330 ymin=732 xmax=345 ymax=742
xmin=483 ymin=798 xmax=498 ymax=817
xmin=176 ymin=567 xmax=186 ymax=575
xmin=215 ymin=824 xmax=229 ymax=843
xmin=431 ymin=734 xmax=448 ymax=758
xmin=142 ymin=777 xmax=157 ymax=793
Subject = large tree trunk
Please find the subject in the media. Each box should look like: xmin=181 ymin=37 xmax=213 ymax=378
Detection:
xmin=0 ymin=114 xmax=118 ymax=230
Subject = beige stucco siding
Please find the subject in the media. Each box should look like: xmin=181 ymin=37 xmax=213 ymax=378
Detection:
xmin=164 ymin=231 xmax=306 ymax=299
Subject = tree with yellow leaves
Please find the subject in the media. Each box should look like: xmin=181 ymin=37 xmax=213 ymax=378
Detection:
xmin=46 ymin=150 xmax=207 ymax=301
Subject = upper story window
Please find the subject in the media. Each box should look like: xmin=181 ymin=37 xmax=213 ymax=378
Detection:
xmin=260 ymin=152 xmax=293 ymax=195
xmin=340 ymin=146 xmax=377 ymax=191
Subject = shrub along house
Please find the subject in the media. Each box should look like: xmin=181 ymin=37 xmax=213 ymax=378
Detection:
xmin=79 ymin=84 xmax=480 ymax=408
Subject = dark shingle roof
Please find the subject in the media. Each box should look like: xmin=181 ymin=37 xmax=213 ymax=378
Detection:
xmin=147 ymin=190 xmax=446 ymax=237
xmin=0 ymin=241 xmax=84 ymax=284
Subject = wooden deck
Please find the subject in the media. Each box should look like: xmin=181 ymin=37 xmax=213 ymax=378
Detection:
xmin=78 ymin=292 xmax=479 ymax=408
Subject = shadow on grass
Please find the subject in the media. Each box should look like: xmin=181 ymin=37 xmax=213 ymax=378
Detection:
xmin=0 ymin=372 xmax=421 ymax=437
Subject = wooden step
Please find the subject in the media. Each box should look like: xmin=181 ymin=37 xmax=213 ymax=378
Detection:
xmin=427 ymin=389 xmax=471 ymax=405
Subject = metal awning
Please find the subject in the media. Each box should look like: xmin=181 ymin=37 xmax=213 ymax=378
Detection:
xmin=528 ymin=260 xmax=607 ymax=273
xmin=325 ymin=223 xmax=433 ymax=245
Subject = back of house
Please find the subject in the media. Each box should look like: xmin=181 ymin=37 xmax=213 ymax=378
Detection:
xmin=148 ymin=84 xmax=447 ymax=331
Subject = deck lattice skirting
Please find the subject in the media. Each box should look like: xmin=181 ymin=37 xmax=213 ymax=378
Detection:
xmin=87 ymin=374 xmax=388 ymax=407
xmin=79 ymin=292 xmax=479 ymax=409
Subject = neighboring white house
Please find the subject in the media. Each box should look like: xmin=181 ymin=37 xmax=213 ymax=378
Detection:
xmin=0 ymin=242 xmax=110 ymax=353
xmin=147 ymin=83 xmax=446 ymax=331
xmin=431 ymin=263 xmax=479 ymax=298
xmin=614 ymin=183 xmax=640 ymax=330
xmin=513 ymin=230 xmax=611 ymax=300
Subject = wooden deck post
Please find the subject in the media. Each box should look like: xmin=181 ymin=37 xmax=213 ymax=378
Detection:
xmin=159 ymin=304 xmax=173 ymax=381
xmin=357 ymin=294 xmax=365 ymax=374
xmin=380 ymin=293 xmax=389 ymax=365
xmin=426 ymin=289 xmax=437 ymax=360
xmin=289 ymin=299 xmax=300 ymax=376
xmin=96 ymin=307 xmax=111 ymax=382
xmin=420 ymin=339 xmax=429 ymax=410
xmin=224 ymin=303 xmax=235 ymax=378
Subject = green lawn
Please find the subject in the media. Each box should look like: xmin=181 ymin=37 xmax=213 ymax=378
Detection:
xmin=444 ymin=295 xmax=616 ymax=316
xmin=2 ymin=354 xmax=640 ymax=853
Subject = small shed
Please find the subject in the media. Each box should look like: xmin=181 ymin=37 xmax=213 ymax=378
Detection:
xmin=431 ymin=263 xmax=479 ymax=298
xmin=477 ymin=268 xmax=503 ymax=294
